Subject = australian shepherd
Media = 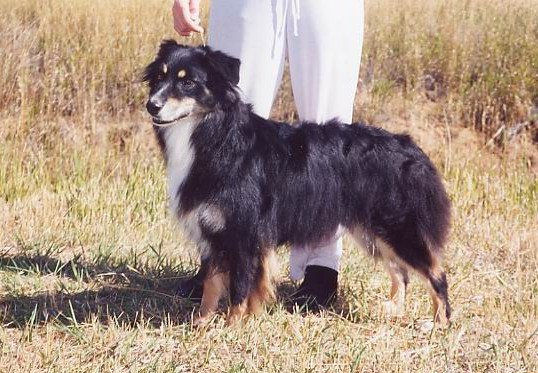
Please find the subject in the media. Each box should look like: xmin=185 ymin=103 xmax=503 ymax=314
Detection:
xmin=143 ymin=40 xmax=452 ymax=326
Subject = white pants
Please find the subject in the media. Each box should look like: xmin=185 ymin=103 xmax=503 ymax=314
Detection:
xmin=208 ymin=0 xmax=364 ymax=280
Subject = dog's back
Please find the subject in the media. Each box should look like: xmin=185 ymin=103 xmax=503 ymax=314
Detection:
xmin=247 ymin=117 xmax=450 ymax=253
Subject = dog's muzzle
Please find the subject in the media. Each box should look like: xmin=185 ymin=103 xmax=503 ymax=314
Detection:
xmin=146 ymin=97 xmax=197 ymax=127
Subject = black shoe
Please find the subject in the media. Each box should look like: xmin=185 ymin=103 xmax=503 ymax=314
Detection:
xmin=291 ymin=265 xmax=338 ymax=312
xmin=177 ymin=271 xmax=204 ymax=301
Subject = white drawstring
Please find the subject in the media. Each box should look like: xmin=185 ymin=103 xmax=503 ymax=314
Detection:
xmin=291 ymin=0 xmax=301 ymax=36
xmin=272 ymin=0 xmax=286 ymax=57
xmin=272 ymin=0 xmax=300 ymax=57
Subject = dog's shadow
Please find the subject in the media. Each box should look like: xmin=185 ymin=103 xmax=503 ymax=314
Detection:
xmin=0 ymin=253 xmax=202 ymax=328
xmin=0 ymin=254 xmax=364 ymax=329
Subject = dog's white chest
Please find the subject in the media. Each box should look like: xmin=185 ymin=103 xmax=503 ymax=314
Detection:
xmin=163 ymin=120 xmax=196 ymax=214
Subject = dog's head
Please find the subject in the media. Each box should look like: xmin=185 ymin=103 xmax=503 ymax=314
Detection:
xmin=143 ymin=40 xmax=241 ymax=126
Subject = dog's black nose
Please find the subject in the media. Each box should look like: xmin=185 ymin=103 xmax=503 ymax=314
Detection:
xmin=146 ymin=100 xmax=163 ymax=116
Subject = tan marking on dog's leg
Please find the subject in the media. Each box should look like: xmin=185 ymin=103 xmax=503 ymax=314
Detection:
xmin=247 ymin=251 xmax=277 ymax=316
xmin=349 ymin=226 xmax=377 ymax=255
xmin=226 ymin=301 xmax=248 ymax=325
xmin=429 ymin=287 xmax=449 ymax=327
xmin=193 ymin=270 xmax=228 ymax=325
xmin=382 ymin=260 xmax=407 ymax=318
xmin=372 ymin=239 xmax=407 ymax=318
xmin=428 ymin=260 xmax=450 ymax=328
xmin=430 ymin=258 xmax=444 ymax=280
xmin=247 ymin=292 xmax=263 ymax=315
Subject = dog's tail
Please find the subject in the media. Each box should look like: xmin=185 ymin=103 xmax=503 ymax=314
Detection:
xmin=404 ymin=160 xmax=452 ymax=324
xmin=410 ymin=164 xmax=451 ymax=253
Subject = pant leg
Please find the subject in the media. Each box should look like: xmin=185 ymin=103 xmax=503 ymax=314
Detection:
xmin=208 ymin=0 xmax=287 ymax=118
xmin=287 ymin=0 xmax=364 ymax=280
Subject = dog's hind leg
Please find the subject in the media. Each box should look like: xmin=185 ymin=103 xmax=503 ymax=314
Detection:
xmin=381 ymin=258 xmax=409 ymax=318
xmin=424 ymin=257 xmax=451 ymax=327
xmin=371 ymin=239 xmax=409 ymax=318
xmin=382 ymin=234 xmax=451 ymax=327
xmin=349 ymin=226 xmax=408 ymax=317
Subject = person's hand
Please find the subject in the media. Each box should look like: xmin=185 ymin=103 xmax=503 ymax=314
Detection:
xmin=172 ymin=0 xmax=204 ymax=36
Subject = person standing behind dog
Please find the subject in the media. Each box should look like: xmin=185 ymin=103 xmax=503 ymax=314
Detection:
xmin=172 ymin=0 xmax=364 ymax=308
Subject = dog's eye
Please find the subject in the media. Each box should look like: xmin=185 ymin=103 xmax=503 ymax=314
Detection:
xmin=181 ymin=79 xmax=196 ymax=89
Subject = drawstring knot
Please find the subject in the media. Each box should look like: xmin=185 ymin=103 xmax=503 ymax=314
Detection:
xmin=291 ymin=0 xmax=301 ymax=36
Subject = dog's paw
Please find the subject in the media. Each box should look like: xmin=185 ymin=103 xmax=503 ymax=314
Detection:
xmin=192 ymin=314 xmax=215 ymax=327
xmin=415 ymin=317 xmax=450 ymax=334
xmin=225 ymin=313 xmax=241 ymax=326
xmin=416 ymin=319 xmax=435 ymax=333
xmin=434 ymin=314 xmax=451 ymax=329
xmin=226 ymin=304 xmax=248 ymax=326
xmin=382 ymin=300 xmax=405 ymax=318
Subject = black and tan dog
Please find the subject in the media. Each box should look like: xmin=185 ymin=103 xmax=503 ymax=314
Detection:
xmin=143 ymin=40 xmax=452 ymax=326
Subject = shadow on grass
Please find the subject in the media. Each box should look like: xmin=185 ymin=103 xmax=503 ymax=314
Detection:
xmin=276 ymin=281 xmax=372 ymax=324
xmin=0 ymin=253 xmax=199 ymax=328
xmin=0 ymin=253 xmax=367 ymax=328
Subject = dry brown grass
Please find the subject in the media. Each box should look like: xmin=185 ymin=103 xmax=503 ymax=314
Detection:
xmin=1 ymin=107 xmax=536 ymax=372
xmin=1 ymin=0 xmax=537 ymax=372
xmin=1 ymin=0 xmax=537 ymax=138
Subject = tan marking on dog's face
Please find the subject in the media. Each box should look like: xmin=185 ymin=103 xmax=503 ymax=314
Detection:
xmin=156 ymin=97 xmax=198 ymax=123
xmin=162 ymin=63 xmax=167 ymax=74
xmin=178 ymin=69 xmax=186 ymax=78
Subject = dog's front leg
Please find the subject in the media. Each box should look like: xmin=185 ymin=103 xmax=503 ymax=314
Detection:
xmin=226 ymin=253 xmax=257 ymax=325
xmin=193 ymin=268 xmax=228 ymax=326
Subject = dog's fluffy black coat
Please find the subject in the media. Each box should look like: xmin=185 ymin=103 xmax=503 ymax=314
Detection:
xmin=144 ymin=40 xmax=452 ymax=323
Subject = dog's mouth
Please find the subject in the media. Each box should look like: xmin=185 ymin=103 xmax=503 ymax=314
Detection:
xmin=152 ymin=112 xmax=191 ymax=127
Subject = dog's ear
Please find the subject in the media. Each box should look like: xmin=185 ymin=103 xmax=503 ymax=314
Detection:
xmin=206 ymin=49 xmax=241 ymax=85
xmin=142 ymin=56 xmax=163 ymax=83
xmin=142 ymin=40 xmax=185 ymax=82
xmin=157 ymin=39 xmax=184 ymax=58
xmin=142 ymin=60 xmax=158 ymax=83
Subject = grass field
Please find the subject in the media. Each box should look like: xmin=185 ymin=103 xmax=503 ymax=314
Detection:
xmin=1 ymin=0 xmax=537 ymax=372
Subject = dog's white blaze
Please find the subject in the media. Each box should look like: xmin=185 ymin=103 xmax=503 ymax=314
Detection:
xmin=164 ymin=118 xmax=196 ymax=214
xmin=163 ymin=114 xmax=224 ymax=260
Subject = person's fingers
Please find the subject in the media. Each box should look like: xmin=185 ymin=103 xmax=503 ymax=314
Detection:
xmin=189 ymin=0 xmax=200 ymax=22
xmin=174 ymin=18 xmax=192 ymax=36
xmin=175 ymin=18 xmax=202 ymax=36
xmin=173 ymin=18 xmax=203 ymax=36
xmin=172 ymin=0 xmax=203 ymax=36
xmin=182 ymin=16 xmax=204 ymax=33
